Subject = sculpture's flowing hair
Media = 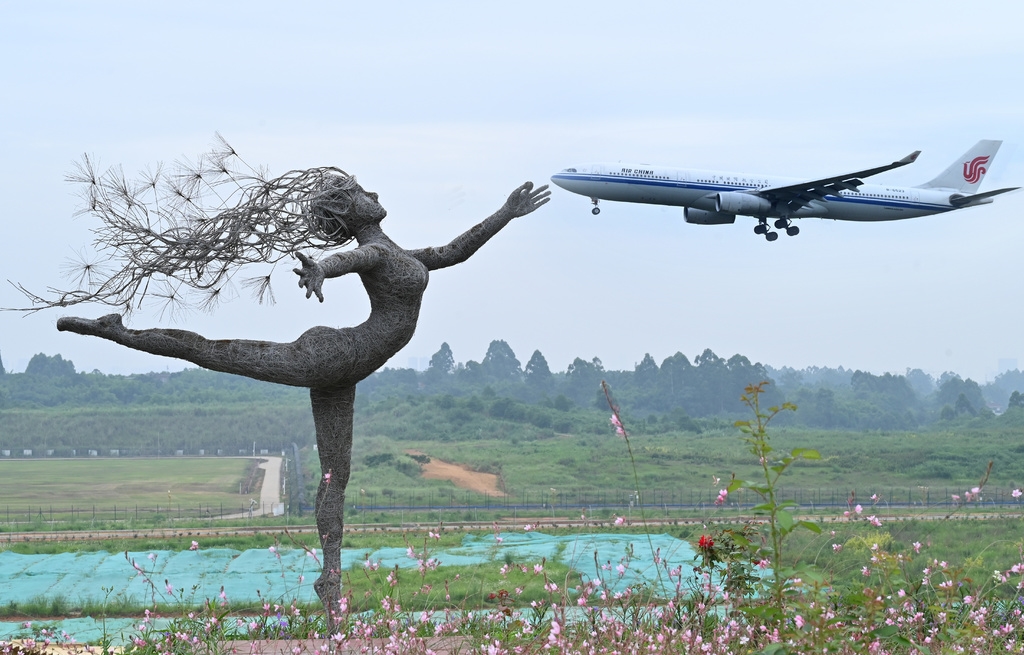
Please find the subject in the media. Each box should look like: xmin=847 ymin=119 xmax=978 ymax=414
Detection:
xmin=13 ymin=134 xmax=359 ymax=316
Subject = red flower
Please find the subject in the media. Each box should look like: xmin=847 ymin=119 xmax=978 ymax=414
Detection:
xmin=698 ymin=535 xmax=714 ymax=550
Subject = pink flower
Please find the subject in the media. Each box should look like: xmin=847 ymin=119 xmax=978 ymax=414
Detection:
xmin=714 ymin=488 xmax=728 ymax=506
xmin=610 ymin=414 xmax=625 ymax=437
xmin=614 ymin=516 xmax=625 ymax=526
xmin=189 ymin=541 xmax=199 ymax=551
xmin=1012 ymin=489 xmax=1022 ymax=499
xmin=912 ymin=541 xmax=922 ymax=554
xmin=794 ymin=615 xmax=805 ymax=629
xmin=868 ymin=515 xmax=882 ymax=527
xmin=524 ymin=524 xmax=533 ymax=532
xmin=165 ymin=582 xmax=174 ymax=594
xmin=323 ymin=471 xmax=332 ymax=482
xmin=862 ymin=566 xmax=871 ymax=577
xmin=870 ymin=493 xmax=878 ymax=502
xmin=854 ymin=504 xmax=863 ymax=515
xmin=832 ymin=544 xmax=843 ymax=553
xmin=952 ymin=494 xmax=961 ymax=502
xmin=549 ymin=620 xmax=561 ymax=642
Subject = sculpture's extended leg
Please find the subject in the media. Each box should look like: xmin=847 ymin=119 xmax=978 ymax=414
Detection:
xmin=310 ymin=384 xmax=355 ymax=633
xmin=56 ymin=314 xmax=354 ymax=388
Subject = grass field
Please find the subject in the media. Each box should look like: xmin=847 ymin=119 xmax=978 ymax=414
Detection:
xmin=0 ymin=458 xmax=254 ymax=515
xmin=336 ymin=423 xmax=1024 ymax=509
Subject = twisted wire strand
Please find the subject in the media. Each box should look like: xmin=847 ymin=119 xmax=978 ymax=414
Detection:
xmin=13 ymin=135 xmax=359 ymax=315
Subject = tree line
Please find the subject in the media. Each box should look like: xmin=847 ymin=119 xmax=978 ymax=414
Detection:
xmin=2 ymin=344 xmax=1023 ymax=433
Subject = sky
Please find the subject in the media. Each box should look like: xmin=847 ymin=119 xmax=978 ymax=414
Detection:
xmin=1 ymin=1 xmax=1023 ymax=383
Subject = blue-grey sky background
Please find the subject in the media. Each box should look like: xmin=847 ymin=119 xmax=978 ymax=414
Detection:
xmin=2 ymin=1 xmax=1022 ymax=382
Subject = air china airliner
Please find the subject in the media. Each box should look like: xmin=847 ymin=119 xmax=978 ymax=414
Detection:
xmin=550 ymin=141 xmax=1017 ymax=241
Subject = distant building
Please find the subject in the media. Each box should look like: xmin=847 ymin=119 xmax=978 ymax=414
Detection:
xmin=407 ymin=356 xmax=429 ymax=371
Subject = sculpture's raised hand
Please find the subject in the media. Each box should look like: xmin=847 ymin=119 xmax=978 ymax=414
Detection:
xmin=293 ymin=252 xmax=326 ymax=302
xmin=503 ymin=181 xmax=551 ymax=218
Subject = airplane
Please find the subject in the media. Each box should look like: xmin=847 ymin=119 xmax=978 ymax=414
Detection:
xmin=550 ymin=140 xmax=1017 ymax=241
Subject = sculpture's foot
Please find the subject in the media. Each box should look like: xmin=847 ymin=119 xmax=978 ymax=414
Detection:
xmin=56 ymin=313 xmax=126 ymax=338
xmin=314 ymin=568 xmax=344 ymax=634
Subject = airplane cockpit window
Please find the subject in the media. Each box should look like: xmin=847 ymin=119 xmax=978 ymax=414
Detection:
xmin=562 ymin=168 xmax=577 ymax=173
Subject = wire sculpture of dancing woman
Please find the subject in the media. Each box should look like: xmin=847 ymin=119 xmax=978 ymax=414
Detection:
xmin=17 ymin=136 xmax=550 ymax=620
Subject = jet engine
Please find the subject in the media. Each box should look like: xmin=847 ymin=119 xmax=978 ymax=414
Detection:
xmin=684 ymin=207 xmax=736 ymax=225
xmin=715 ymin=192 xmax=772 ymax=216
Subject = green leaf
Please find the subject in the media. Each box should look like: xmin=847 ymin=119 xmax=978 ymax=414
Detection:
xmin=798 ymin=520 xmax=822 ymax=534
xmin=792 ymin=448 xmax=821 ymax=460
xmin=751 ymin=503 xmax=775 ymax=512
xmin=872 ymin=625 xmax=899 ymax=639
xmin=727 ymin=479 xmax=746 ymax=493
xmin=777 ymin=510 xmax=794 ymax=532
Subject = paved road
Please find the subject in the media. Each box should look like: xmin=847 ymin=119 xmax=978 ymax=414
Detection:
xmin=222 ymin=456 xmax=283 ymax=519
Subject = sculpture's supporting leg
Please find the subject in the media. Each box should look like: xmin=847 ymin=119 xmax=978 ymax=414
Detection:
xmin=310 ymin=384 xmax=355 ymax=633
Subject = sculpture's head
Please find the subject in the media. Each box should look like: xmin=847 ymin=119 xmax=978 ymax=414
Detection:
xmin=306 ymin=173 xmax=386 ymax=243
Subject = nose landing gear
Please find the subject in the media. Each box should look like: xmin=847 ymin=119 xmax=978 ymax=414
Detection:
xmin=590 ymin=198 xmax=601 ymax=215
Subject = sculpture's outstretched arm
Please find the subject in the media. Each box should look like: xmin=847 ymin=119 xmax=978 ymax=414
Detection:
xmin=293 ymin=245 xmax=382 ymax=302
xmin=410 ymin=182 xmax=549 ymax=271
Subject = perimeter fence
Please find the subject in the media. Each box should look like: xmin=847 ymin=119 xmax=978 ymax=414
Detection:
xmin=3 ymin=486 xmax=1022 ymax=528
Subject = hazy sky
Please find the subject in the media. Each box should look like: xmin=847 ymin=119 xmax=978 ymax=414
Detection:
xmin=2 ymin=1 xmax=1023 ymax=382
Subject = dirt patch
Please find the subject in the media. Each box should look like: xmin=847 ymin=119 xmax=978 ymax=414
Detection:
xmin=407 ymin=451 xmax=505 ymax=497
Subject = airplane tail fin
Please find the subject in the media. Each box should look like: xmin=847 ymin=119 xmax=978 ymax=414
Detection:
xmin=918 ymin=140 xmax=1002 ymax=193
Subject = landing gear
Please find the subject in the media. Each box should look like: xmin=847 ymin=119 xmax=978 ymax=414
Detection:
xmin=757 ymin=217 xmax=800 ymax=241
xmin=591 ymin=198 xmax=600 ymax=215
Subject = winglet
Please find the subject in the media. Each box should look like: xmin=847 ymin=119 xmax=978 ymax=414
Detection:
xmin=899 ymin=151 xmax=921 ymax=165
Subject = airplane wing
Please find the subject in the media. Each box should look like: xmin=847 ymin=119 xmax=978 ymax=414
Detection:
xmin=757 ymin=150 xmax=921 ymax=213
xmin=949 ymin=187 xmax=1019 ymax=208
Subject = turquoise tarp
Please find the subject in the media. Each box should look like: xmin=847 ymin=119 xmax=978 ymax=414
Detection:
xmin=0 ymin=532 xmax=698 ymax=644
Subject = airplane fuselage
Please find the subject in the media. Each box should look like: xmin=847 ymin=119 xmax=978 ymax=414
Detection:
xmin=551 ymin=163 xmax=959 ymax=222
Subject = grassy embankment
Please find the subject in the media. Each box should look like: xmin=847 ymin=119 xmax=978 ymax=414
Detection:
xmin=0 ymin=458 xmax=258 ymax=523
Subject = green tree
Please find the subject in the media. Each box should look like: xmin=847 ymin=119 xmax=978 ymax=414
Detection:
xmin=566 ymin=356 xmax=603 ymax=406
xmin=954 ymin=392 xmax=977 ymax=416
xmin=427 ymin=342 xmax=455 ymax=375
xmin=524 ymin=350 xmax=552 ymax=386
xmin=656 ymin=352 xmax=694 ymax=412
xmin=905 ymin=367 xmax=934 ymax=397
xmin=1009 ymin=390 xmax=1024 ymax=409
xmin=633 ymin=353 xmax=659 ymax=388
xmin=0 ymin=348 xmax=5 ymax=374
xmin=481 ymin=339 xmax=522 ymax=381
xmin=937 ymin=374 xmax=985 ymax=412
xmin=25 ymin=353 xmax=76 ymax=377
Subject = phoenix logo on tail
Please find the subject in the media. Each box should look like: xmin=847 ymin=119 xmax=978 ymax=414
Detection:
xmin=963 ymin=155 xmax=990 ymax=184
